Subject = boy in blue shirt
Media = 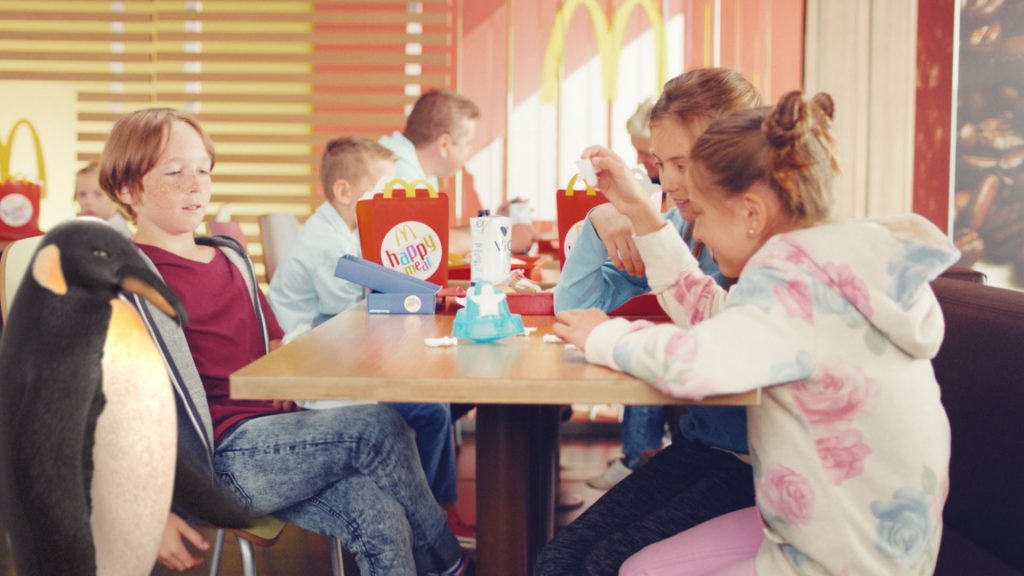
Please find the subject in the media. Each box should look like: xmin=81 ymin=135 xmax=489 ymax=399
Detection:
xmin=269 ymin=136 xmax=475 ymax=550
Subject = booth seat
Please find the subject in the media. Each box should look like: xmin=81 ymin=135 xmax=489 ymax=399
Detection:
xmin=931 ymin=274 xmax=1024 ymax=575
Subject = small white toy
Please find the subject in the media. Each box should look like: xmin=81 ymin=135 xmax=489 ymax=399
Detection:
xmin=576 ymin=158 xmax=599 ymax=187
xmin=424 ymin=336 xmax=459 ymax=348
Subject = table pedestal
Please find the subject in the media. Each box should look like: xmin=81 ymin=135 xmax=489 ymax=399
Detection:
xmin=476 ymin=404 xmax=561 ymax=575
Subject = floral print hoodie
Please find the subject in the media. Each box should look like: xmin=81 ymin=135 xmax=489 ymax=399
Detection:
xmin=584 ymin=214 xmax=958 ymax=575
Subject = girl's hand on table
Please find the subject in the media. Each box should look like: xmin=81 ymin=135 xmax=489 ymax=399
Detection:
xmin=553 ymin=308 xmax=611 ymax=351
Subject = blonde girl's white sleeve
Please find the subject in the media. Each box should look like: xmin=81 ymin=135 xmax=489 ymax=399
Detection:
xmin=588 ymin=262 xmax=818 ymax=400
xmin=632 ymin=223 xmax=729 ymax=327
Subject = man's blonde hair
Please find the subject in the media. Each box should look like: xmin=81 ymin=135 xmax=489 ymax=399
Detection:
xmin=626 ymin=97 xmax=656 ymax=140
xmin=320 ymin=136 xmax=397 ymax=200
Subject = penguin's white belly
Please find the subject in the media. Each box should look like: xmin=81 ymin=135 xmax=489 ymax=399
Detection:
xmin=90 ymin=298 xmax=176 ymax=576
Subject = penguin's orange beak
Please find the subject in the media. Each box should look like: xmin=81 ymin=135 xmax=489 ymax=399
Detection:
xmin=118 ymin=265 xmax=188 ymax=325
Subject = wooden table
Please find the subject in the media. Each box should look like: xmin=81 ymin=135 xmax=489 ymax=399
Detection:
xmin=231 ymin=305 xmax=759 ymax=575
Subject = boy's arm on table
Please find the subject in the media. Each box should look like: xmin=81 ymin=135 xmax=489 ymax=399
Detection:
xmin=312 ymin=246 xmax=366 ymax=318
xmin=553 ymin=214 xmax=650 ymax=313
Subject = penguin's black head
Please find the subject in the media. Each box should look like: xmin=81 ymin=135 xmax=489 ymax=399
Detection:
xmin=31 ymin=219 xmax=188 ymax=323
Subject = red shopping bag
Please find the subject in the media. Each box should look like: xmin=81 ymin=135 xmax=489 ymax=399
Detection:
xmin=0 ymin=119 xmax=45 ymax=242
xmin=556 ymin=174 xmax=607 ymax=269
xmin=356 ymin=178 xmax=450 ymax=286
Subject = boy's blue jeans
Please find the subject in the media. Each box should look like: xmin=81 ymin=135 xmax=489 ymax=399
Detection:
xmin=622 ymin=405 xmax=672 ymax=469
xmin=213 ymin=405 xmax=461 ymax=576
xmin=385 ymin=402 xmax=458 ymax=506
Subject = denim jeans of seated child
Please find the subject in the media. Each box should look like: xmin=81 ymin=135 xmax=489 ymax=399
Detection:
xmin=213 ymin=404 xmax=462 ymax=576
xmin=622 ymin=405 xmax=672 ymax=469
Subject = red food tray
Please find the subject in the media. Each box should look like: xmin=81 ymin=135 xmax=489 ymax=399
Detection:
xmin=505 ymin=292 xmax=554 ymax=316
xmin=447 ymin=255 xmax=545 ymax=281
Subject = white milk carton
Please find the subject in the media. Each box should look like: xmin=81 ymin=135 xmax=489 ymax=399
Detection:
xmin=470 ymin=211 xmax=512 ymax=285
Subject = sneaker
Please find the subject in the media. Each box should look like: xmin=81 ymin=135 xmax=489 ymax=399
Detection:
xmin=586 ymin=457 xmax=633 ymax=490
xmin=430 ymin=554 xmax=475 ymax=576
xmin=445 ymin=504 xmax=477 ymax=551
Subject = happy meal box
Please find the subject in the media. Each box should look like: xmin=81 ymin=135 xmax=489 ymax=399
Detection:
xmin=356 ymin=178 xmax=449 ymax=286
xmin=556 ymin=174 xmax=606 ymax=269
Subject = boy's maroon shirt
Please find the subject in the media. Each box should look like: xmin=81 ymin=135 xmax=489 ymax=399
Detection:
xmin=138 ymin=243 xmax=286 ymax=443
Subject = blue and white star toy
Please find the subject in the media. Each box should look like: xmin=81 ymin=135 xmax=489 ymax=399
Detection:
xmin=451 ymin=281 xmax=525 ymax=343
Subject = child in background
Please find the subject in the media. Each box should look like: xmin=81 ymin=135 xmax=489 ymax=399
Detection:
xmin=269 ymin=137 xmax=394 ymax=339
xmin=101 ymin=108 xmax=465 ymax=575
xmin=268 ymin=136 xmax=476 ymax=550
xmin=75 ymin=161 xmax=132 ymax=237
xmin=626 ymin=96 xmax=661 ymax=186
xmin=538 ymin=69 xmax=759 ymax=575
xmin=558 ymin=92 xmax=954 ymax=575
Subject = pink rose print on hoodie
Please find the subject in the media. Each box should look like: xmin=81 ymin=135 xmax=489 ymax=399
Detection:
xmin=670 ymin=272 xmax=719 ymax=324
xmin=816 ymin=429 xmax=873 ymax=485
xmin=760 ymin=465 xmax=816 ymax=526
xmin=750 ymin=237 xmax=815 ymax=271
xmin=775 ymin=279 xmax=814 ymax=324
xmin=820 ymin=262 xmax=874 ymax=317
xmin=794 ymin=363 xmax=878 ymax=426
xmin=665 ymin=330 xmax=698 ymax=363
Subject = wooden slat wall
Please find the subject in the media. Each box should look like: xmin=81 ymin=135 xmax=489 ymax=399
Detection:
xmin=0 ymin=0 xmax=456 ymax=283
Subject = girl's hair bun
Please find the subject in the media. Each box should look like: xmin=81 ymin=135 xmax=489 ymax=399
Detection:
xmin=763 ymin=90 xmax=805 ymax=149
xmin=812 ymin=92 xmax=835 ymax=121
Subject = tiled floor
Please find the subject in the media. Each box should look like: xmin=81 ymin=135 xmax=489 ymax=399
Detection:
xmin=0 ymin=422 xmax=623 ymax=576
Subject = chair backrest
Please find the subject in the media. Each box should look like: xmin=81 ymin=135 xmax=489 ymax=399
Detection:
xmin=208 ymin=221 xmax=248 ymax=250
xmin=0 ymin=234 xmax=44 ymax=322
xmin=258 ymin=213 xmax=300 ymax=282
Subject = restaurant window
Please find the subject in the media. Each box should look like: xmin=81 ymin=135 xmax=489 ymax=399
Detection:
xmin=952 ymin=1 xmax=1024 ymax=290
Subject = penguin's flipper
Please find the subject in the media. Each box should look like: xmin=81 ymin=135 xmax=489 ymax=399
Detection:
xmin=174 ymin=455 xmax=254 ymax=529
xmin=31 ymin=244 xmax=68 ymax=296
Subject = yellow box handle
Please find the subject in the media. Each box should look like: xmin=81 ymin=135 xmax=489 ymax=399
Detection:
xmin=0 ymin=119 xmax=47 ymax=198
xmin=563 ymin=174 xmax=598 ymax=197
xmin=382 ymin=177 xmax=439 ymax=199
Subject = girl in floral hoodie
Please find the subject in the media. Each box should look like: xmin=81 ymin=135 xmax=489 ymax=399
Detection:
xmin=555 ymin=92 xmax=957 ymax=575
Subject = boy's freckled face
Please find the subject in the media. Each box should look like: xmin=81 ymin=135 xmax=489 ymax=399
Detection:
xmin=130 ymin=121 xmax=212 ymax=236
xmin=76 ymin=170 xmax=119 ymax=220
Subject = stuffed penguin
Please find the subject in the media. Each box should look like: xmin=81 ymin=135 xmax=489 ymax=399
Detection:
xmin=0 ymin=220 xmax=238 ymax=576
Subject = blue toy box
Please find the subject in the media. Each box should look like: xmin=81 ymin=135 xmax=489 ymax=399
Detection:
xmin=334 ymin=255 xmax=441 ymax=315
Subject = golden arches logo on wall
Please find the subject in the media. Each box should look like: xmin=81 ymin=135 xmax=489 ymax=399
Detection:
xmin=541 ymin=0 xmax=667 ymax=104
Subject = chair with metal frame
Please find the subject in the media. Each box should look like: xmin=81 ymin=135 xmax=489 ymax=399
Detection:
xmin=207 ymin=517 xmax=348 ymax=576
